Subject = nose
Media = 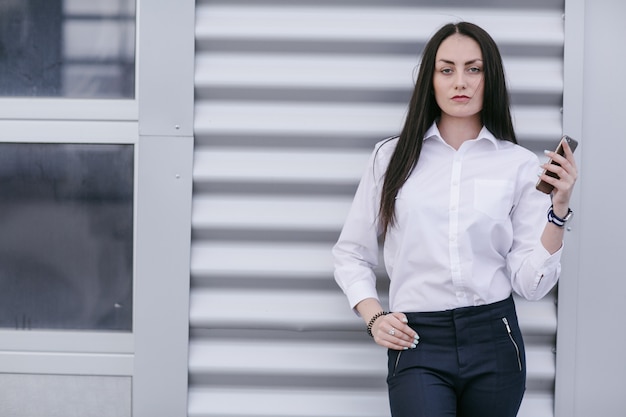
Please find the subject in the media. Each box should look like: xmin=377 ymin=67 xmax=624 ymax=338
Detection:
xmin=454 ymin=72 xmax=467 ymax=90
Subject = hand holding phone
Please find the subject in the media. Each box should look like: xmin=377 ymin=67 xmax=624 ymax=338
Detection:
xmin=536 ymin=135 xmax=578 ymax=194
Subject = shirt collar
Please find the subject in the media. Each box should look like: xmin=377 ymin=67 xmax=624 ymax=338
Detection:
xmin=424 ymin=122 xmax=501 ymax=148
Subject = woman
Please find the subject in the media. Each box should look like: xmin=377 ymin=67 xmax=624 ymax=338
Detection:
xmin=332 ymin=22 xmax=577 ymax=417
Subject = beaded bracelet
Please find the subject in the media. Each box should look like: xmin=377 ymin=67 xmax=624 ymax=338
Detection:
xmin=366 ymin=311 xmax=389 ymax=337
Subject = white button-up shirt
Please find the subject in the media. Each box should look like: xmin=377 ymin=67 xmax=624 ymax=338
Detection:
xmin=333 ymin=123 xmax=562 ymax=313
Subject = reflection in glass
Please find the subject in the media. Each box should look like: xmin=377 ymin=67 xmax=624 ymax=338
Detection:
xmin=0 ymin=143 xmax=134 ymax=331
xmin=0 ymin=0 xmax=135 ymax=98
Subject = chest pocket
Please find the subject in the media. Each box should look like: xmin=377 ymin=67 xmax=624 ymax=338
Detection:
xmin=473 ymin=179 xmax=514 ymax=220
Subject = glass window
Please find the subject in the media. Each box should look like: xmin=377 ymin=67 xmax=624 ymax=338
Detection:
xmin=0 ymin=0 xmax=135 ymax=98
xmin=0 ymin=143 xmax=134 ymax=331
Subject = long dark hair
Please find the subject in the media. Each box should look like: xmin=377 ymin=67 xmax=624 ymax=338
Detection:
xmin=378 ymin=22 xmax=516 ymax=236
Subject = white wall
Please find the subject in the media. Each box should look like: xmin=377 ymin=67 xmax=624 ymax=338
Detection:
xmin=559 ymin=0 xmax=626 ymax=415
xmin=134 ymin=1 xmax=195 ymax=416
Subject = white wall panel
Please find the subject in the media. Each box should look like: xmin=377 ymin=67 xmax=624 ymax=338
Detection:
xmin=196 ymin=6 xmax=563 ymax=45
xmin=0 ymin=374 xmax=131 ymax=417
xmin=192 ymin=1 xmax=565 ymax=416
xmin=189 ymin=388 xmax=390 ymax=417
xmin=196 ymin=54 xmax=563 ymax=94
xmin=195 ymin=103 xmax=561 ymax=141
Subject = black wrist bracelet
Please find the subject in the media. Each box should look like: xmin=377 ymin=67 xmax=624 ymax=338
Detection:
xmin=366 ymin=311 xmax=389 ymax=337
xmin=547 ymin=205 xmax=573 ymax=228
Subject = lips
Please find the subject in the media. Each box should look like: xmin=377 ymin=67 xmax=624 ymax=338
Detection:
xmin=452 ymin=95 xmax=471 ymax=102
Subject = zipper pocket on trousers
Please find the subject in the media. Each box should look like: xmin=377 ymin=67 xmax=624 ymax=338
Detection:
xmin=502 ymin=317 xmax=522 ymax=372
xmin=392 ymin=351 xmax=403 ymax=376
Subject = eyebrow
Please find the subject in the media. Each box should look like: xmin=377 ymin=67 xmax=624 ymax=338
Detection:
xmin=437 ymin=59 xmax=483 ymax=65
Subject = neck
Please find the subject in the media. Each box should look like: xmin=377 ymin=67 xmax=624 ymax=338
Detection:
xmin=437 ymin=115 xmax=482 ymax=150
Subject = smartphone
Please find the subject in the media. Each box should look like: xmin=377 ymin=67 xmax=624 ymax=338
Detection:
xmin=535 ymin=135 xmax=578 ymax=194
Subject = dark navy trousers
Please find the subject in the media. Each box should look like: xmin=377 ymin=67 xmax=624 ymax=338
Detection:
xmin=387 ymin=296 xmax=526 ymax=417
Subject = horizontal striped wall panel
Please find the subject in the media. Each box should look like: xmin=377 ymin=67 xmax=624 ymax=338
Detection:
xmin=196 ymin=6 xmax=564 ymax=46
xmin=188 ymin=387 xmax=554 ymax=417
xmin=188 ymin=340 xmax=554 ymax=387
xmin=194 ymin=104 xmax=562 ymax=143
xmin=190 ymin=289 xmax=555 ymax=335
xmin=196 ymin=55 xmax=562 ymax=96
xmin=192 ymin=1 xmax=564 ymax=416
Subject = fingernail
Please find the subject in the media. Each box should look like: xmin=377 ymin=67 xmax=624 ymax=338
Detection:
xmin=410 ymin=343 xmax=417 ymax=349
xmin=414 ymin=334 xmax=420 ymax=340
xmin=401 ymin=317 xmax=408 ymax=323
xmin=403 ymin=346 xmax=409 ymax=350
xmin=544 ymin=150 xmax=551 ymax=154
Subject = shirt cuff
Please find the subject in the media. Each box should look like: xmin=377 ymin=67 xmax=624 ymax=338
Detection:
xmin=345 ymin=280 xmax=380 ymax=315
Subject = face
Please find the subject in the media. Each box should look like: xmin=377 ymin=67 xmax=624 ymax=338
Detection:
xmin=433 ymin=34 xmax=484 ymax=123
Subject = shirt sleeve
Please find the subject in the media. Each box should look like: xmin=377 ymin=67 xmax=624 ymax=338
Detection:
xmin=332 ymin=146 xmax=385 ymax=313
xmin=507 ymin=154 xmax=563 ymax=300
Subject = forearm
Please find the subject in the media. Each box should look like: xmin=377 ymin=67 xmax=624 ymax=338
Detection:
xmin=538 ymin=139 xmax=578 ymax=255
xmin=355 ymin=297 xmax=385 ymax=324
xmin=541 ymin=223 xmax=565 ymax=254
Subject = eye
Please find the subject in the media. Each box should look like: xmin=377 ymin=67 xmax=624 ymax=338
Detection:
xmin=440 ymin=68 xmax=453 ymax=74
xmin=468 ymin=66 xmax=482 ymax=73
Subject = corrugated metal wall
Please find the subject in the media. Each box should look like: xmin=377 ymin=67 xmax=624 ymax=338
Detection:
xmin=189 ymin=1 xmax=565 ymax=416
